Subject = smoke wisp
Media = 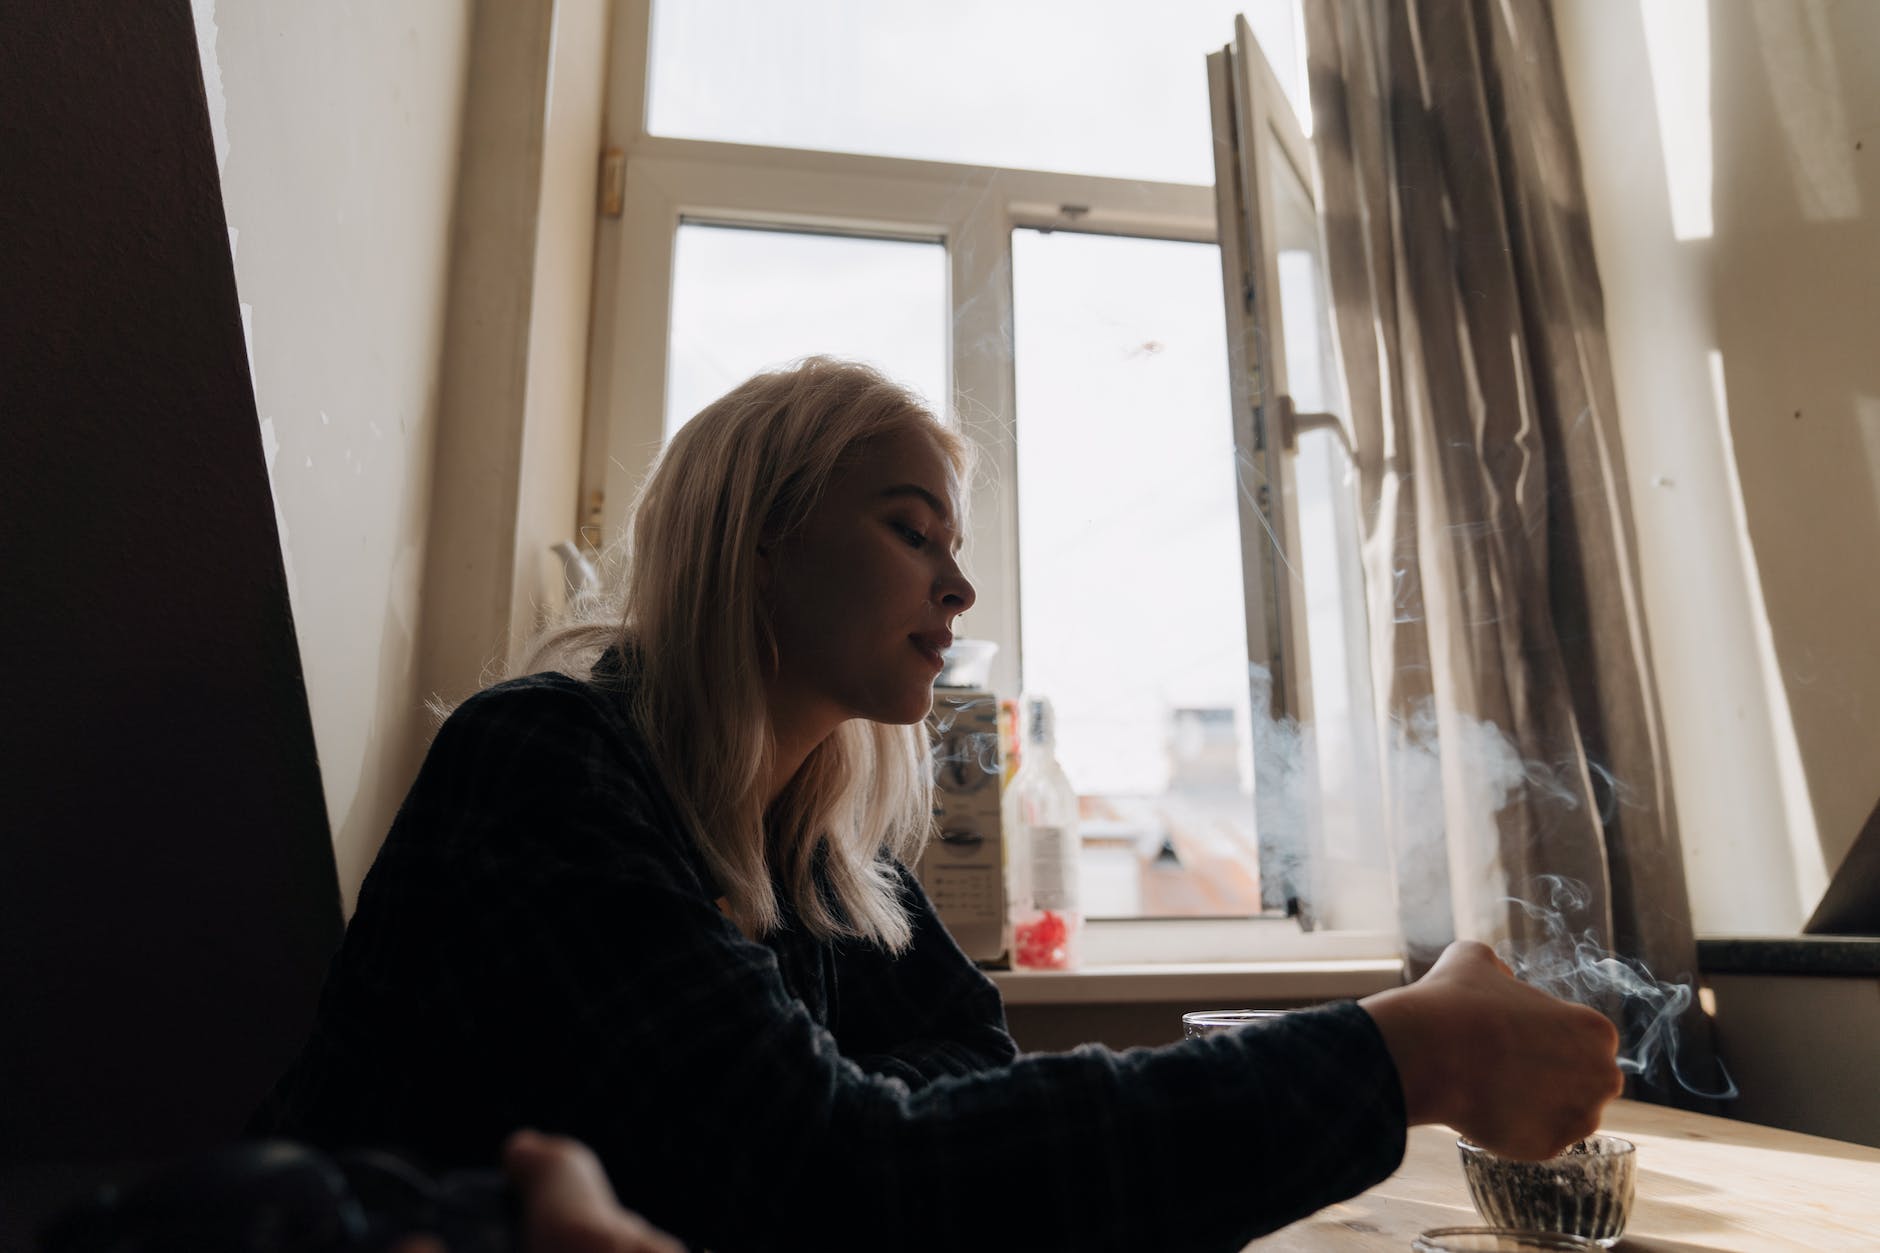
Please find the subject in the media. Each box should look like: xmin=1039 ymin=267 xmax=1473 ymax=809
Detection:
xmin=1241 ymin=670 xmax=1731 ymax=1101
xmin=1501 ymin=875 xmax=1737 ymax=1100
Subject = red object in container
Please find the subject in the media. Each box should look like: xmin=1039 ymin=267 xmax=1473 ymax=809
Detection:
xmin=1014 ymin=909 xmax=1072 ymax=970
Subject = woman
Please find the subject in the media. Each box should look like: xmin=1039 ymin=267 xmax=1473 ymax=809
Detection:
xmin=259 ymin=358 xmax=1621 ymax=1252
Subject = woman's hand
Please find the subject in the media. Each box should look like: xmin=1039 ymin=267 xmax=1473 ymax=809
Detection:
xmin=1361 ymin=940 xmax=1625 ymax=1160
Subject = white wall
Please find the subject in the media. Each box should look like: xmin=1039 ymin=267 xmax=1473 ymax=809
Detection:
xmin=1556 ymin=0 xmax=1880 ymax=933
xmin=193 ymin=1 xmax=473 ymax=907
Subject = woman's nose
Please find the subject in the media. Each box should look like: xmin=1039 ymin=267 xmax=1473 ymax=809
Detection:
xmin=936 ymin=561 xmax=976 ymax=616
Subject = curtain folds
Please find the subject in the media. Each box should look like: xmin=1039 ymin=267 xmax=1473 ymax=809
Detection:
xmin=1303 ymin=0 xmax=1724 ymax=1107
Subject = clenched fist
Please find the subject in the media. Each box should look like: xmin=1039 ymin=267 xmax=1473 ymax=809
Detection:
xmin=1361 ymin=940 xmax=1625 ymax=1160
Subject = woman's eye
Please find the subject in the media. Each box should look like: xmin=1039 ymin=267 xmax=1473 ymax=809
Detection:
xmin=893 ymin=522 xmax=928 ymax=549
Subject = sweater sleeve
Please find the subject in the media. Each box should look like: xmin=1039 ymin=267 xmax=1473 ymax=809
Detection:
xmin=826 ymin=861 xmax=1020 ymax=1086
xmin=285 ymin=680 xmax=1407 ymax=1253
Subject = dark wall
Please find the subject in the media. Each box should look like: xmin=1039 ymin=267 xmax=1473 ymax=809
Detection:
xmin=0 ymin=1 xmax=343 ymax=1161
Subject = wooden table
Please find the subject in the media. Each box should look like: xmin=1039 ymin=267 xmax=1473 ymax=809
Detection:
xmin=1251 ymin=1099 xmax=1880 ymax=1251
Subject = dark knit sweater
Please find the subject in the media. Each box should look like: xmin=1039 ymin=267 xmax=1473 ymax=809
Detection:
xmin=254 ymin=655 xmax=1406 ymax=1252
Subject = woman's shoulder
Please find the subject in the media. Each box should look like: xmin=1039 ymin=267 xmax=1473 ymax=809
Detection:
xmin=421 ymin=662 xmax=663 ymax=811
xmin=397 ymin=662 xmax=705 ymax=882
xmin=437 ymin=670 xmax=629 ymax=759
xmin=452 ymin=665 xmax=623 ymax=723
xmin=442 ymin=644 xmax=639 ymax=730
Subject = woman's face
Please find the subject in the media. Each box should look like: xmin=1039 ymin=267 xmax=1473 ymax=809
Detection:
xmin=763 ymin=427 xmax=976 ymax=731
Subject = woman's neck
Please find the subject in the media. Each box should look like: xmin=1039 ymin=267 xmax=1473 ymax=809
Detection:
xmin=762 ymin=695 xmax=844 ymax=808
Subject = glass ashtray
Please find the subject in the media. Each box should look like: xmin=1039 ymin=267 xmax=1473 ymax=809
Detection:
xmin=1457 ymin=1135 xmax=1637 ymax=1247
xmin=1413 ymin=1229 xmax=1599 ymax=1252
xmin=1180 ymin=1009 xmax=1293 ymax=1038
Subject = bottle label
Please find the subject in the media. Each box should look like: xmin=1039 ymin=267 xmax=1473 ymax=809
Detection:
xmin=1029 ymin=825 xmax=1077 ymax=911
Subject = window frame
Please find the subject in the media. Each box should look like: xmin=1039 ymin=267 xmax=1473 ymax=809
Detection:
xmin=584 ymin=4 xmax=1217 ymax=707
xmin=1209 ymin=17 xmax=1394 ymax=931
xmin=581 ymin=1 xmax=1399 ymax=963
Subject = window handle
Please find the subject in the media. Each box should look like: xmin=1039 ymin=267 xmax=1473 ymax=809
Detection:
xmin=1277 ymin=393 xmax=1353 ymax=459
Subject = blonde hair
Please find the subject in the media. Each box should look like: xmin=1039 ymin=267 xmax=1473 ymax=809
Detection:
xmin=526 ymin=357 xmax=970 ymax=952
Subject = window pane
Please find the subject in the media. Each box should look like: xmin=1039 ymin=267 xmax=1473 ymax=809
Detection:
xmin=1012 ymin=228 xmax=1262 ymax=917
xmin=648 ymin=1 xmax=1308 ymax=185
xmin=665 ymin=224 xmax=948 ymax=435
xmin=1271 ymin=149 xmax=1389 ymax=923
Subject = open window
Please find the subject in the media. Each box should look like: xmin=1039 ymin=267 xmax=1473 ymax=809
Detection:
xmin=1209 ymin=16 xmax=1389 ymax=932
xmin=582 ymin=2 xmax=1395 ymax=959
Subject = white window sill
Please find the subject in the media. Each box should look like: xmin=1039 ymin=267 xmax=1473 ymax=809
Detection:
xmin=1078 ymin=917 xmax=1400 ymax=965
xmin=989 ymin=958 xmax=1404 ymax=1005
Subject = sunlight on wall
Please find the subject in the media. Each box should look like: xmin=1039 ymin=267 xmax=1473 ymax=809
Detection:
xmin=1749 ymin=0 xmax=1861 ymax=222
xmin=1706 ymin=349 xmax=1827 ymax=919
xmin=1641 ymin=0 xmax=1713 ymax=241
xmin=1860 ymin=397 xmax=1880 ymax=554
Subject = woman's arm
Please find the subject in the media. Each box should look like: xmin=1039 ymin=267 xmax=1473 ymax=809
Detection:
xmin=301 ymin=680 xmax=1610 ymax=1253
xmin=826 ymin=860 xmax=1019 ymax=1085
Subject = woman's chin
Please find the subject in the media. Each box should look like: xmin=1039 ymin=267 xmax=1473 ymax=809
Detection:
xmin=838 ymin=667 xmax=941 ymax=726
xmin=875 ymin=685 xmax=939 ymax=726
xmin=893 ymin=694 xmax=938 ymax=724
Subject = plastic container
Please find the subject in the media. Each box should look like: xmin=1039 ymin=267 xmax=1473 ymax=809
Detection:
xmin=935 ymin=639 xmax=998 ymax=688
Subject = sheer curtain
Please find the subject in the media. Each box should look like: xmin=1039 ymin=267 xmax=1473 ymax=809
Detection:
xmin=1303 ymin=0 xmax=1723 ymax=1104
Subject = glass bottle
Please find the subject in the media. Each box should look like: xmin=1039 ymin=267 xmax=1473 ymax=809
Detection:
xmin=1004 ymin=694 xmax=1083 ymax=971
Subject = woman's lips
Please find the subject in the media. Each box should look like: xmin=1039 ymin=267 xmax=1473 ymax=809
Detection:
xmin=910 ymin=633 xmax=949 ymax=671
